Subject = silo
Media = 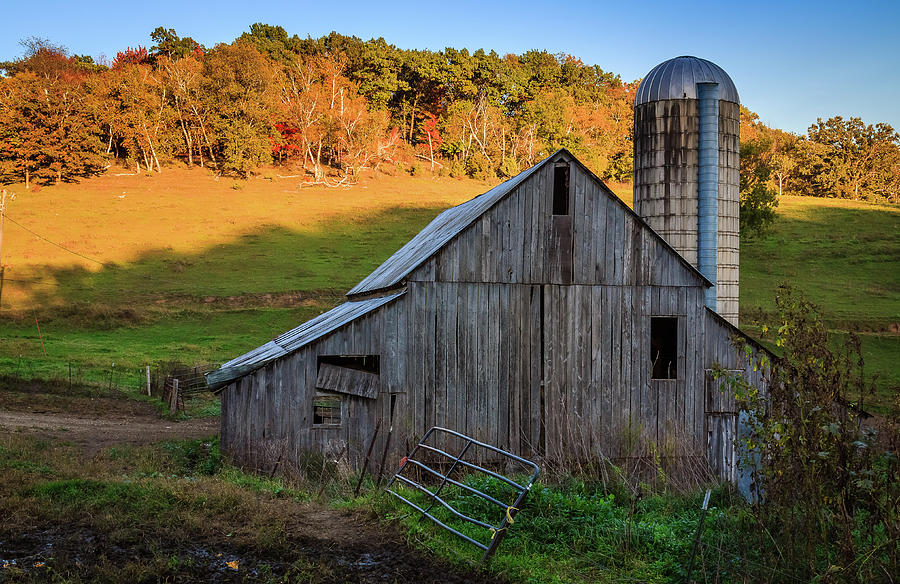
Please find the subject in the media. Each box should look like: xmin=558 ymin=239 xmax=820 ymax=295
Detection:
xmin=633 ymin=56 xmax=740 ymax=326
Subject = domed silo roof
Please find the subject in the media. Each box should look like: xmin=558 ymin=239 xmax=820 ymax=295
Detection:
xmin=634 ymin=56 xmax=739 ymax=105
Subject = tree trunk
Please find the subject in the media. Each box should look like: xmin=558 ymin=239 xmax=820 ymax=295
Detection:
xmin=408 ymin=95 xmax=419 ymax=144
xmin=191 ymin=104 xmax=217 ymax=166
xmin=179 ymin=114 xmax=193 ymax=167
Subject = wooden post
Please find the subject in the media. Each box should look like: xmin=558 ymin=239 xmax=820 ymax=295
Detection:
xmin=146 ymin=365 xmax=151 ymax=396
xmin=354 ymin=419 xmax=382 ymax=497
xmin=170 ymin=379 xmax=179 ymax=414
xmin=0 ymin=189 xmax=6 ymax=309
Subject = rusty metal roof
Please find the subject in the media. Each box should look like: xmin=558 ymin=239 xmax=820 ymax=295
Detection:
xmin=206 ymin=291 xmax=404 ymax=390
xmin=635 ymin=56 xmax=739 ymax=105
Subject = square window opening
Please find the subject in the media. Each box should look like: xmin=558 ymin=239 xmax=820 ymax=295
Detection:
xmin=313 ymin=395 xmax=342 ymax=426
xmin=553 ymin=163 xmax=570 ymax=215
xmin=651 ymin=317 xmax=678 ymax=380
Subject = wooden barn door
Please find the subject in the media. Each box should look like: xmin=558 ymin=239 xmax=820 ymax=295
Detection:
xmin=705 ymin=370 xmax=740 ymax=483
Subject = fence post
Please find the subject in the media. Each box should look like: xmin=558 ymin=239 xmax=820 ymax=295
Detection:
xmin=146 ymin=365 xmax=151 ymax=396
xmin=170 ymin=378 xmax=179 ymax=414
xmin=685 ymin=489 xmax=712 ymax=583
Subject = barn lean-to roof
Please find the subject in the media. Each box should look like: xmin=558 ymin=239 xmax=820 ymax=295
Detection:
xmin=208 ymin=149 xmax=712 ymax=391
xmin=206 ymin=291 xmax=404 ymax=391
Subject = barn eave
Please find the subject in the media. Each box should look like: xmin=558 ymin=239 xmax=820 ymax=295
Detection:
xmin=206 ymin=290 xmax=405 ymax=391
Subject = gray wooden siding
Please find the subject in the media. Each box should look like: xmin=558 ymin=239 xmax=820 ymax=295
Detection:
xmin=221 ymin=278 xmax=759 ymax=470
xmin=409 ymin=155 xmax=705 ymax=289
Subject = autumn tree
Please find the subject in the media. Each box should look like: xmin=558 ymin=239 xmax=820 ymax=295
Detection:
xmin=0 ymin=37 xmax=81 ymax=80
xmin=92 ymin=62 xmax=174 ymax=173
xmin=277 ymin=52 xmax=392 ymax=183
xmin=111 ymin=46 xmax=150 ymax=69
xmin=160 ymin=54 xmax=214 ymax=167
xmin=0 ymin=72 xmax=103 ymax=186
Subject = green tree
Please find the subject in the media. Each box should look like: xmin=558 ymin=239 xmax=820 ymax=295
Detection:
xmin=796 ymin=116 xmax=900 ymax=201
xmin=739 ymin=137 xmax=779 ymax=237
xmin=203 ymin=41 xmax=279 ymax=175
xmin=150 ymin=27 xmax=203 ymax=61
xmin=237 ymin=23 xmax=302 ymax=65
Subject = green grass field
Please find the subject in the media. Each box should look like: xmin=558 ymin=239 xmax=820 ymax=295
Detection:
xmin=741 ymin=196 xmax=899 ymax=409
xmin=0 ymin=170 xmax=897 ymax=408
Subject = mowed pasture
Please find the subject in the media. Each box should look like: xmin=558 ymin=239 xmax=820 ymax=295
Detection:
xmin=0 ymin=168 xmax=896 ymax=408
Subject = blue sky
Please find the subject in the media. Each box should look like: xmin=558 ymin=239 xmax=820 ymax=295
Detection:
xmin=1 ymin=0 xmax=897 ymax=135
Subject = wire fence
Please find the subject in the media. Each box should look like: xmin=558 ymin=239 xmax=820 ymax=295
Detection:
xmin=2 ymin=357 xmax=219 ymax=405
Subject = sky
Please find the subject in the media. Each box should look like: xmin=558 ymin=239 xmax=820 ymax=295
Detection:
xmin=1 ymin=0 xmax=897 ymax=135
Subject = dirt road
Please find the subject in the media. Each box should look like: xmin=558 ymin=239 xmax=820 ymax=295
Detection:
xmin=0 ymin=384 xmax=499 ymax=583
xmin=0 ymin=409 xmax=218 ymax=457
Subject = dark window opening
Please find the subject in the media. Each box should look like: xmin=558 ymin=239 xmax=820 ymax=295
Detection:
xmin=317 ymin=354 xmax=380 ymax=374
xmin=651 ymin=317 xmax=678 ymax=380
xmin=553 ymin=163 xmax=570 ymax=215
xmin=313 ymin=395 xmax=342 ymax=426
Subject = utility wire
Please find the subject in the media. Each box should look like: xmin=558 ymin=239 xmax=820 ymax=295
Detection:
xmin=4 ymin=215 xmax=105 ymax=266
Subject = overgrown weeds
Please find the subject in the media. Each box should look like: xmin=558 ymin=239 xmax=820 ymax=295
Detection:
xmin=718 ymin=285 xmax=899 ymax=582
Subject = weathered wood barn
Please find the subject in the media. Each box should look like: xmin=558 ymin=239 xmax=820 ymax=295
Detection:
xmin=207 ymin=56 xmax=768 ymax=480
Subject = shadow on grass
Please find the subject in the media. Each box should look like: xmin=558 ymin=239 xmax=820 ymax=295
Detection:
xmin=12 ymin=205 xmax=449 ymax=314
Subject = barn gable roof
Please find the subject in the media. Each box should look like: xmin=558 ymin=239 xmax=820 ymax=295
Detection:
xmin=348 ymin=149 xmax=710 ymax=298
xmin=206 ymin=291 xmax=404 ymax=391
xmin=209 ymin=149 xmax=713 ymax=391
xmin=347 ymin=156 xmax=546 ymax=297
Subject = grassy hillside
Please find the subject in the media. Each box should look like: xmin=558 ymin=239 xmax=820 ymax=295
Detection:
xmin=0 ymin=169 xmax=896 ymax=407
xmin=741 ymin=196 xmax=899 ymax=410
xmin=0 ymin=168 xmax=481 ymax=383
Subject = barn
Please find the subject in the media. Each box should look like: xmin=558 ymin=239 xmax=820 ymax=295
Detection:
xmin=207 ymin=56 xmax=769 ymax=481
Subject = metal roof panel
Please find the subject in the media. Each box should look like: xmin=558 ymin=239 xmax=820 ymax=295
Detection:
xmin=347 ymin=153 xmax=553 ymax=296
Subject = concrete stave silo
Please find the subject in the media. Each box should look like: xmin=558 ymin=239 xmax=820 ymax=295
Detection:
xmin=633 ymin=56 xmax=740 ymax=325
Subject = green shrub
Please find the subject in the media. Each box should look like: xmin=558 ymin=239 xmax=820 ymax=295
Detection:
xmin=720 ymin=285 xmax=899 ymax=581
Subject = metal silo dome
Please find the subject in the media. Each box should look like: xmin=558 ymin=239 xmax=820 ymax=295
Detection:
xmin=635 ymin=56 xmax=740 ymax=105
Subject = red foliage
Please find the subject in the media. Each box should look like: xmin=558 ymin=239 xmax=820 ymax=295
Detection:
xmin=270 ymin=123 xmax=302 ymax=157
xmin=416 ymin=113 xmax=442 ymax=155
xmin=112 ymin=46 xmax=150 ymax=69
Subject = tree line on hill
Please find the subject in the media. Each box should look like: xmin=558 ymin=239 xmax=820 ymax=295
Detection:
xmin=0 ymin=25 xmax=897 ymax=206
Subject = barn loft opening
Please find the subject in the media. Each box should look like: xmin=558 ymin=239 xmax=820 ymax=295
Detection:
xmin=316 ymin=355 xmax=380 ymax=399
xmin=651 ymin=317 xmax=678 ymax=379
xmin=553 ymin=162 xmax=570 ymax=215
xmin=313 ymin=395 xmax=342 ymax=426
xmin=317 ymin=354 xmax=379 ymax=374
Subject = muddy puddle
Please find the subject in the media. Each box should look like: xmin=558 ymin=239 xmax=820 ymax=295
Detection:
xmin=0 ymin=525 xmax=496 ymax=583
